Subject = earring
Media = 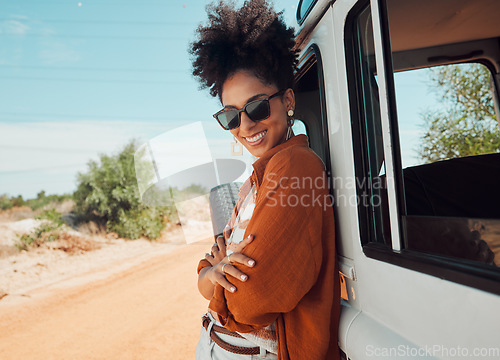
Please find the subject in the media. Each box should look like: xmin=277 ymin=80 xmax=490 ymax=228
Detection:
xmin=286 ymin=108 xmax=295 ymax=141
xmin=285 ymin=125 xmax=293 ymax=141
xmin=231 ymin=136 xmax=243 ymax=156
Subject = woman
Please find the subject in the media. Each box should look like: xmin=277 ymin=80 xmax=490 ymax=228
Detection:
xmin=190 ymin=1 xmax=340 ymax=359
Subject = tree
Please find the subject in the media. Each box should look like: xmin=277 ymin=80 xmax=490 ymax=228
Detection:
xmin=419 ymin=63 xmax=500 ymax=163
xmin=73 ymin=141 xmax=174 ymax=240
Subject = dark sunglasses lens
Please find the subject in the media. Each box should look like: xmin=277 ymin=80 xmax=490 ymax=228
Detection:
xmin=217 ymin=110 xmax=239 ymax=130
xmin=246 ymin=100 xmax=270 ymax=122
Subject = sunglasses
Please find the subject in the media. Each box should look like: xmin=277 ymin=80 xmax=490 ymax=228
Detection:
xmin=213 ymin=90 xmax=285 ymax=130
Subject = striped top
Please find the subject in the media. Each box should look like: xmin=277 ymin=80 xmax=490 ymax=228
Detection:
xmin=226 ymin=183 xmax=277 ymax=354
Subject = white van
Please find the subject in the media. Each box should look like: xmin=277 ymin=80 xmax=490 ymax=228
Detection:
xmin=290 ymin=0 xmax=500 ymax=358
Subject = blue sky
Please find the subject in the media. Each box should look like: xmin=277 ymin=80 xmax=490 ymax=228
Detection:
xmin=0 ymin=0 xmax=300 ymax=199
xmin=0 ymin=0 xmax=432 ymax=199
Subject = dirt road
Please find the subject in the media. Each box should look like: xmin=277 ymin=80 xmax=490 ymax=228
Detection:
xmin=0 ymin=242 xmax=210 ymax=360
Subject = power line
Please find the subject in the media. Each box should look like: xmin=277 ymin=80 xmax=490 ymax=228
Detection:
xmin=1 ymin=1 xmax=203 ymax=6
xmin=0 ymin=111 xmax=199 ymax=121
xmin=0 ymin=144 xmax=94 ymax=153
xmin=0 ymin=18 xmax=197 ymax=26
xmin=0 ymin=75 xmax=189 ymax=84
xmin=0 ymin=163 xmax=87 ymax=174
xmin=1 ymin=33 xmax=183 ymax=40
xmin=0 ymin=64 xmax=189 ymax=73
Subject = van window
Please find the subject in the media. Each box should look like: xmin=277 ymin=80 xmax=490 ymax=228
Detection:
xmin=394 ymin=63 xmax=500 ymax=266
xmin=294 ymin=47 xmax=330 ymax=167
xmin=346 ymin=4 xmax=391 ymax=247
xmin=296 ymin=0 xmax=319 ymax=25
xmin=347 ymin=0 xmax=500 ymax=292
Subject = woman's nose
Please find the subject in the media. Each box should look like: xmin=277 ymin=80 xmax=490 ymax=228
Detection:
xmin=239 ymin=112 xmax=255 ymax=132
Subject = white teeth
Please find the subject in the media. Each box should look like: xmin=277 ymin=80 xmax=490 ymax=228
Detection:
xmin=246 ymin=131 xmax=266 ymax=143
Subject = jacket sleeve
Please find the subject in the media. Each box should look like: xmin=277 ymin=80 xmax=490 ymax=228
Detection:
xmin=209 ymin=148 xmax=329 ymax=332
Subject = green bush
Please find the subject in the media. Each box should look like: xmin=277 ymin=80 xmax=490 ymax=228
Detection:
xmin=0 ymin=192 xmax=71 ymax=212
xmin=26 ymin=191 xmax=72 ymax=211
xmin=36 ymin=208 xmax=64 ymax=225
xmin=16 ymin=220 xmax=63 ymax=251
xmin=11 ymin=195 xmax=26 ymax=207
xmin=17 ymin=209 xmax=65 ymax=251
xmin=73 ymin=140 xmax=173 ymax=240
xmin=0 ymin=194 xmax=13 ymax=210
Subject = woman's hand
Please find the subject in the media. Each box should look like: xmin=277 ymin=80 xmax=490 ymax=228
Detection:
xmin=204 ymin=226 xmax=256 ymax=293
xmin=205 ymin=233 xmax=227 ymax=267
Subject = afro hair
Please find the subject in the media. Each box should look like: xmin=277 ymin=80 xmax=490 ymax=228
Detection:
xmin=189 ymin=0 xmax=298 ymax=100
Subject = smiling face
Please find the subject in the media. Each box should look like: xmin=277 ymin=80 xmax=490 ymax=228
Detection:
xmin=220 ymin=70 xmax=295 ymax=158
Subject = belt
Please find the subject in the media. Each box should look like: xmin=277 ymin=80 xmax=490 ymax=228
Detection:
xmin=202 ymin=315 xmax=260 ymax=355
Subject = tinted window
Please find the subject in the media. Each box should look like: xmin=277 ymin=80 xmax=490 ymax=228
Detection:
xmin=347 ymin=0 xmax=500 ymax=292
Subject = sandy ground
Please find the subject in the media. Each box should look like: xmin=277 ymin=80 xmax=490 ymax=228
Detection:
xmin=3 ymin=200 xmax=497 ymax=360
xmin=0 ymin=205 xmax=214 ymax=360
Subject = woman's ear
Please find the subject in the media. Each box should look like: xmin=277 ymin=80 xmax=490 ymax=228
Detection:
xmin=283 ymin=88 xmax=296 ymax=112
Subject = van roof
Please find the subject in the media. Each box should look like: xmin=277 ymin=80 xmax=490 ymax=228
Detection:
xmin=388 ymin=0 xmax=500 ymax=52
xmin=295 ymin=0 xmax=500 ymax=52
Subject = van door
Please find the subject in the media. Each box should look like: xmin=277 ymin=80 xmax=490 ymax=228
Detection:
xmin=341 ymin=0 xmax=500 ymax=358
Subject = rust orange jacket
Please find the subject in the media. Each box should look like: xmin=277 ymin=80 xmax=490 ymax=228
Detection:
xmin=198 ymin=135 xmax=340 ymax=360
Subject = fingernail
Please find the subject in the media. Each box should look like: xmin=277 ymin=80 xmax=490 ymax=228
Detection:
xmin=241 ymin=275 xmax=247 ymax=281
xmin=225 ymin=225 xmax=231 ymax=230
xmin=247 ymin=234 xmax=253 ymax=240
xmin=205 ymin=253 xmax=210 ymax=256
xmin=230 ymin=286 xmax=236 ymax=292
xmin=248 ymin=260 xmax=255 ymax=266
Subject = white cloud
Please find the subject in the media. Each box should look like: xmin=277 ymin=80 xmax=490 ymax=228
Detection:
xmin=39 ymin=27 xmax=56 ymax=36
xmin=9 ymin=15 xmax=29 ymax=20
xmin=0 ymin=120 xmax=253 ymax=198
xmin=38 ymin=41 xmax=81 ymax=64
xmin=0 ymin=120 xmax=169 ymax=197
xmin=1 ymin=16 xmax=80 ymax=65
xmin=0 ymin=120 xmax=168 ymax=173
xmin=0 ymin=19 xmax=30 ymax=35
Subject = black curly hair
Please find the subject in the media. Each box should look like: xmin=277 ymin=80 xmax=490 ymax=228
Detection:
xmin=190 ymin=0 xmax=298 ymax=100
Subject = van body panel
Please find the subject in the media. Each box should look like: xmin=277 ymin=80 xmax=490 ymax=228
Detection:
xmin=298 ymin=0 xmax=362 ymax=261
xmin=346 ymin=310 xmax=438 ymax=360
xmin=353 ymin=255 xmax=500 ymax=353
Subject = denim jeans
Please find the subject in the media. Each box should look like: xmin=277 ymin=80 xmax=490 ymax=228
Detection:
xmin=195 ymin=312 xmax=278 ymax=360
